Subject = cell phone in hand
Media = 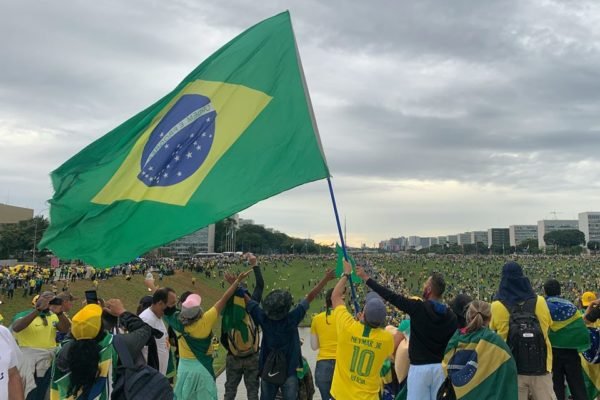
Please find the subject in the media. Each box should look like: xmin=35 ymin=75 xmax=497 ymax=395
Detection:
xmin=85 ymin=290 xmax=98 ymax=304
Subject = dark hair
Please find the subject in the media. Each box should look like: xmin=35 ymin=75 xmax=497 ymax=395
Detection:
xmin=544 ymin=279 xmax=561 ymax=297
xmin=325 ymin=288 xmax=334 ymax=325
xmin=67 ymin=336 xmax=103 ymax=396
xmin=153 ymin=288 xmax=173 ymax=304
xmin=179 ymin=291 xmax=192 ymax=304
xmin=430 ymin=273 xmax=446 ymax=297
xmin=449 ymin=294 xmax=473 ymax=329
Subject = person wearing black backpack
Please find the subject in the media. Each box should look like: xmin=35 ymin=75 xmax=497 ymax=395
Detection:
xmin=221 ymin=254 xmax=264 ymax=400
xmin=245 ymin=269 xmax=335 ymax=400
xmin=490 ymin=261 xmax=556 ymax=400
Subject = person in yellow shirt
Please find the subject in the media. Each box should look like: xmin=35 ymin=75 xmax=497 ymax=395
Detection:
xmin=12 ymin=291 xmax=70 ymax=399
xmin=163 ymin=269 xmax=251 ymax=400
xmin=580 ymin=291 xmax=600 ymax=328
xmin=310 ymin=288 xmax=340 ymax=399
xmin=489 ymin=261 xmax=555 ymax=400
xmin=329 ymin=261 xmax=394 ymax=400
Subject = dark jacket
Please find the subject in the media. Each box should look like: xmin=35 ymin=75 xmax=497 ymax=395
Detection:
xmin=366 ymin=278 xmax=457 ymax=365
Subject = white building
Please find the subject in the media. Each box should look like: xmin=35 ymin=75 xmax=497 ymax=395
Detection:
xmin=446 ymin=235 xmax=458 ymax=245
xmin=437 ymin=236 xmax=448 ymax=245
xmin=509 ymin=225 xmax=538 ymax=247
xmin=579 ymin=212 xmax=600 ymax=244
xmin=457 ymin=233 xmax=472 ymax=245
xmin=470 ymin=231 xmax=488 ymax=247
xmin=537 ymin=220 xmax=579 ymax=247
xmin=408 ymin=236 xmax=421 ymax=248
xmin=160 ymin=224 xmax=215 ymax=257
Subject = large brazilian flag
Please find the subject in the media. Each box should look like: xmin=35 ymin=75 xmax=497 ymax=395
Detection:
xmin=442 ymin=328 xmax=518 ymax=400
xmin=546 ymin=296 xmax=590 ymax=351
xmin=40 ymin=11 xmax=329 ymax=266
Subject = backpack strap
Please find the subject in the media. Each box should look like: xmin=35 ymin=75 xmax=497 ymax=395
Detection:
xmin=113 ymin=334 xmax=135 ymax=369
xmin=523 ymin=297 xmax=537 ymax=314
xmin=502 ymin=297 xmax=537 ymax=315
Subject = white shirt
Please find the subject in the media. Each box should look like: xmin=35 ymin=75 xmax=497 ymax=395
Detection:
xmin=139 ymin=307 xmax=169 ymax=375
xmin=0 ymin=325 xmax=22 ymax=400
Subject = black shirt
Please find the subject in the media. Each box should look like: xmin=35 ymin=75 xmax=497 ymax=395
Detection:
xmin=586 ymin=306 xmax=600 ymax=323
xmin=366 ymin=278 xmax=458 ymax=365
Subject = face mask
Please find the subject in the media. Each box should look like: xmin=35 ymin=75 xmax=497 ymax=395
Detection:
xmin=164 ymin=306 xmax=177 ymax=316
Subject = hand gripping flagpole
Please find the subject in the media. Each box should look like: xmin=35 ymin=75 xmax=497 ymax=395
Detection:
xmin=327 ymin=177 xmax=361 ymax=315
xmin=290 ymin=13 xmax=360 ymax=315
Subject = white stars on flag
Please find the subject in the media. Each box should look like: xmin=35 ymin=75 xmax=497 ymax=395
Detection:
xmin=186 ymin=152 xmax=193 ymax=159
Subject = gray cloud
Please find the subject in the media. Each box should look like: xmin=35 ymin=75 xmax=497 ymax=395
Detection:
xmin=1 ymin=0 xmax=599 ymax=245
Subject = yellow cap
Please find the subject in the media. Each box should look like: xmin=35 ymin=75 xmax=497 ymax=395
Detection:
xmin=582 ymin=292 xmax=597 ymax=307
xmin=71 ymin=304 xmax=103 ymax=340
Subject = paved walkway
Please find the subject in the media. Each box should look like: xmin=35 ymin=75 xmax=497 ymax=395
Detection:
xmin=217 ymin=327 xmax=322 ymax=400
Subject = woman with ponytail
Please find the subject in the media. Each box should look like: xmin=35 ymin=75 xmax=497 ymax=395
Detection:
xmin=441 ymin=300 xmax=518 ymax=399
xmin=50 ymin=300 xmax=154 ymax=399
xmin=310 ymin=287 xmax=340 ymax=400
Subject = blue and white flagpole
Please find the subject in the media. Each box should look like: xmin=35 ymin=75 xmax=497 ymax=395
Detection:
xmin=327 ymin=177 xmax=361 ymax=316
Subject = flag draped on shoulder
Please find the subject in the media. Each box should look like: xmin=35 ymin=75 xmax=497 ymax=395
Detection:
xmin=40 ymin=11 xmax=330 ymax=266
xmin=546 ymin=296 xmax=590 ymax=351
xmin=442 ymin=328 xmax=518 ymax=400
xmin=581 ymin=327 xmax=600 ymax=399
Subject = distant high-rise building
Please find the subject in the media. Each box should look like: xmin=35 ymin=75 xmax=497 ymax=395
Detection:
xmin=437 ymin=236 xmax=448 ymax=245
xmin=470 ymin=231 xmax=488 ymax=247
xmin=419 ymin=237 xmax=431 ymax=249
xmin=160 ymin=224 xmax=215 ymax=258
xmin=509 ymin=225 xmax=538 ymax=246
xmin=578 ymin=212 xmax=600 ymax=244
xmin=408 ymin=236 xmax=421 ymax=248
xmin=446 ymin=235 xmax=458 ymax=245
xmin=457 ymin=233 xmax=472 ymax=245
xmin=487 ymin=228 xmax=509 ymax=249
xmin=537 ymin=220 xmax=579 ymax=247
xmin=238 ymin=218 xmax=254 ymax=226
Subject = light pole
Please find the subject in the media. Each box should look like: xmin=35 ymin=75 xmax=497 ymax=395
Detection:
xmin=32 ymin=206 xmax=49 ymax=264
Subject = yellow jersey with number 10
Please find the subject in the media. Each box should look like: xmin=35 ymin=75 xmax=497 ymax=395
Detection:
xmin=330 ymin=305 xmax=394 ymax=400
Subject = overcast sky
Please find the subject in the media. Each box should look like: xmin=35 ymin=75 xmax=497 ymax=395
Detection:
xmin=1 ymin=1 xmax=599 ymax=247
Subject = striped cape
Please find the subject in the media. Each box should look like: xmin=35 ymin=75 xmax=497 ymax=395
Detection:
xmin=581 ymin=327 xmax=600 ymax=400
xmin=442 ymin=328 xmax=518 ymax=400
xmin=50 ymin=334 xmax=117 ymax=400
xmin=546 ymin=296 xmax=590 ymax=351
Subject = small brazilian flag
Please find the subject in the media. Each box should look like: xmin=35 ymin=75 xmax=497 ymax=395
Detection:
xmin=335 ymin=244 xmax=361 ymax=283
xmin=40 ymin=11 xmax=329 ymax=266
xmin=443 ymin=328 xmax=518 ymax=400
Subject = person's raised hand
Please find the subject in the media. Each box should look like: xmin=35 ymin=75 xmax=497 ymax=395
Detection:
xmin=343 ymin=260 xmax=352 ymax=275
xmin=356 ymin=266 xmax=369 ymax=281
xmin=324 ymin=268 xmax=335 ymax=282
xmin=224 ymin=271 xmax=237 ymax=285
xmin=236 ymin=269 xmax=253 ymax=283
xmin=245 ymin=253 xmax=257 ymax=267
xmin=104 ymin=299 xmax=126 ymax=317
xmin=36 ymin=296 xmax=50 ymax=312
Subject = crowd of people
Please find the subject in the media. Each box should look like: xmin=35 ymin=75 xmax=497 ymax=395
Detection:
xmin=0 ymin=254 xmax=599 ymax=400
